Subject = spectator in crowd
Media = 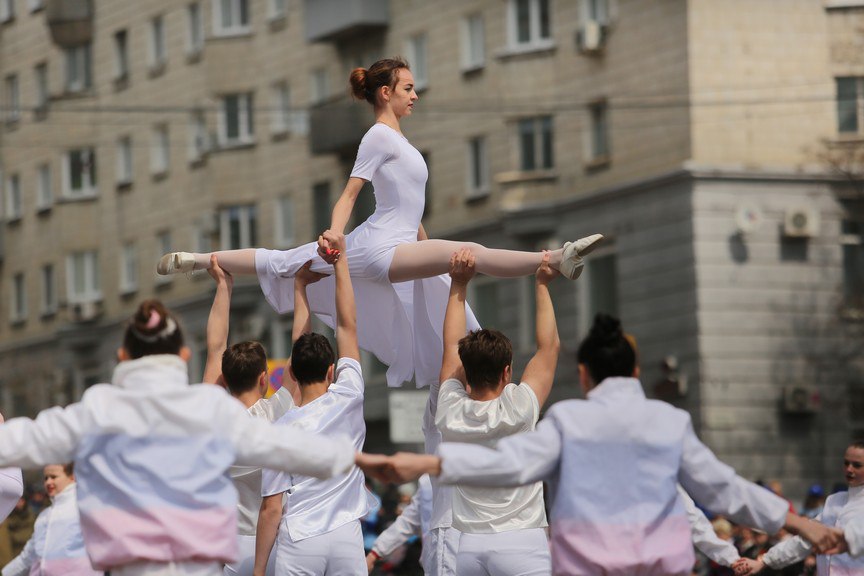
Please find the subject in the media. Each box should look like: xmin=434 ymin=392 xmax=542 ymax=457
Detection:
xmin=801 ymin=485 xmax=826 ymax=520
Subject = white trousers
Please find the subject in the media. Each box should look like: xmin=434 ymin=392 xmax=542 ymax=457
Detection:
xmin=223 ymin=534 xmax=276 ymax=576
xmin=456 ymin=528 xmax=551 ymax=576
xmin=424 ymin=526 xmax=460 ymax=576
xmin=111 ymin=561 xmax=222 ymax=576
xmin=274 ymin=520 xmax=365 ymax=576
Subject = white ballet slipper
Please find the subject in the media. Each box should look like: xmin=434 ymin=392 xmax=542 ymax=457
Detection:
xmin=559 ymin=234 xmax=604 ymax=280
xmin=156 ymin=252 xmax=195 ymax=275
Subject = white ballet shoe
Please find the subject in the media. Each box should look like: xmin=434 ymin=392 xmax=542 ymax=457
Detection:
xmin=559 ymin=234 xmax=604 ymax=280
xmin=156 ymin=252 xmax=195 ymax=275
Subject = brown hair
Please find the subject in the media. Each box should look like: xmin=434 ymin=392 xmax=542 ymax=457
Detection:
xmin=222 ymin=341 xmax=268 ymax=396
xmin=851 ymin=440 xmax=864 ymax=450
xmin=62 ymin=463 xmax=74 ymax=477
xmin=122 ymin=300 xmax=184 ymax=359
xmin=349 ymin=58 xmax=410 ymax=106
xmin=458 ymin=329 xmax=513 ymax=392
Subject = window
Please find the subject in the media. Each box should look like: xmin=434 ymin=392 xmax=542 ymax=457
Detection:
xmin=271 ymin=82 xmax=290 ymax=134
xmin=588 ymin=100 xmax=609 ymax=161
xmin=220 ymin=204 xmax=258 ymax=249
xmin=842 ymin=219 xmax=864 ymax=310
xmin=5 ymin=74 xmax=19 ymax=123
xmin=120 ymin=242 xmax=138 ymax=293
xmin=470 ymin=278 xmax=501 ymax=326
xmin=219 ymin=93 xmax=254 ymax=146
xmin=188 ymin=109 xmax=208 ymax=161
xmin=275 ymin=195 xmax=294 ymax=247
xmin=155 ymin=232 xmax=172 ymax=284
xmin=518 ymin=116 xmax=554 ymax=171
xmin=65 ymin=44 xmax=92 ymax=93
xmin=0 ymin=0 xmax=14 ymax=23
xmin=269 ymin=0 xmax=286 ymax=20
xmin=151 ymin=125 xmax=169 ymax=175
xmin=41 ymin=264 xmax=55 ymax=315
xmin=461 ymin=14 xmax=485 ymax=71
xmin=187 ymin=3 xmax=204 ymax=55
xmin=116 ymin=136 xmax=133 ymax=185
xmin=405 ymin=33 xmax=429 ymax=90
xmin=466 ymin=136 xmax=490 ymax=198
xmin=310 ymin=69 xmax=329 ymax=105
xmin=213 ymin=0 xmax=250 ymax=36
xmin=149 ymin=16 xmax=166 ymax=70
xmin=10 ymin=273 xmax=26 ymax=323
xmin=66 ymin=250 xmax=101 ymax=303
xmin=580 ymin=252 xmax=618 ymax=334
xmin=34 ymin=63 xmax=48 ymax=110
xmin=583 ymin=0 xmax=610 ymax=23
xmin=114 ymin=29 xmax=129 ymax=81
xmin=312 ymin=182 xmax=330 ymax=238
xmin=5 ymin=173 xmax=21 ymax=220
xmin=36 ymin=163 xmax=51 ymax=209
xmin=508 ymin=0 xmax=552 ymax=50
xmin=63 ymin=147 xmax=97 ymax=198
xmin=194 ymin=223 xmax=213 ymax=254
xmin=837 ymin=77 xmax=862 ymax=134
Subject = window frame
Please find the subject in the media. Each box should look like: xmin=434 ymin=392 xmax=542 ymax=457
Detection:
xmin=36 ymin=163 xmax=52 ymax=210
xmin=66 ymin=250 xmax=101 ymax=304
xmin=5 ymin=172 xmax=21 ymax=220
xmin=188 ymin=109 xmax=209 ymax=162
xmin=518 ymin=116 xmax=554 ymax=172
xmin=219 ymin=204 xmax=258 ymax=250
xmin=212 ymin=0 xmax=251 ymax=37
xmin=62 ymin=147 xmax=97 ymax=199
xmin=150 ymin=124 xmax=170 ymax=176
xmin=40 ymin=264 xmax=56 ymax=316
xmin=275 ymin=195 xmax=294 ymax=247
xmin=218 ymin=92 xmax=255 ymax=146
xmin=507 ymin=0 xmax=553 ymax=52
xmin=405 ymin=33 xmax=429 ymax=90
xmin=34 ymin=62 xmax=48 ymax=110
xmin=271 ymin=81 xmax=290 ymax=134
xmin=461 ymin=13 xmax=485 ymax=71
xmin=120 ymin=242 xmax=139 ymax=294
xmin=64 ymin=44 xmax=92 ymax=93
xmin=116 ymin=135 xmax=133 ymax=185
xmin=187 ymin=2 xmax=204 ymax=55
xmin=466 ymin=135 xmax=490 ymax=198
xmin=10 ymin=272 xmax=26 ymax=323
xmin=5 ymin=73 xmax=19 ymax=123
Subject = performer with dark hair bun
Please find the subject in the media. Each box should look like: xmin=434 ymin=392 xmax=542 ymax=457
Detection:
xmin=381 ymin=313 xmax=841 ymax=576
xmin=157 ymin=57 xmax=602 ymax=389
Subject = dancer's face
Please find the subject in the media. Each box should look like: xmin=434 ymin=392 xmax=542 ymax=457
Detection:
xmin=385 ymin=68 xmax=418 ymax=118
xmin=43 ymin=465 xmax=74 ymax=498
xmin=844 ymin=446 xmax=864 ymax=487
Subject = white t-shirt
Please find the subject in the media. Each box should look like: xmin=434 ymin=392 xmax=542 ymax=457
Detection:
xmin=435 ymin=379 xmax=547 ymax=534
xmin=230 ymin=387 xmax=296 ymax=536
xmin=261 ymin=358 xmax=376 ymax=541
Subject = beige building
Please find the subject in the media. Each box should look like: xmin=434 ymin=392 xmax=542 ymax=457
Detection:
xmin=0 ymin=0 xmax=862 ymax=497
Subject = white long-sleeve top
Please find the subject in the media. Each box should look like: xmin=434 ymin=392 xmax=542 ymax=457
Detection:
xmin=2 ymin=484 xmax=101 ymax=576
xmin=0 ymin=412 xmax=23 ymax=522
xmin=371 ymin=475 xmax=433 ymax=558
xmin=678 ymin=485 xmax=739 ymax=567
xmin=763 ymin=485 xmax=864 ymax=575
xmin=422 ymin=375 xmax=453 ymax=531
xmin=847 ymin=518 xmax=864 ymax=558
xmin=437 ymin=377 xmax=789 ymax=576
xmin=0 ymin=354 xmax=355 ymax=571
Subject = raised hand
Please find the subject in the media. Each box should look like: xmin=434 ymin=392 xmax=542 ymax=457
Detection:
xmin=387 ymin=452 xmax=441 ymax=484
xmin=732 ymin=557 xmax=763 ymax=575
xmin=821 ymin=527 xmax=848 ymax=555
xmin=295 ymin=260 xmax=328 ymax=286
xmin=536 ymin=250 xmax=559 ymax=285
xmin=448 ymin=248 xmax=476 ymax=285
xmin=355 ymin=452 xmax=393 ymax=483
xmin=317 ymin=230 xmax=341 ymax=262
xmin=207 ymin=254 xmax=233 ymax=290
xmin=799 ymin=518 xmax=843 ymax=554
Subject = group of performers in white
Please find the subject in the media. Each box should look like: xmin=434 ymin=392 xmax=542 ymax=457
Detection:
xmin=0 ymin=57 xmax=861 ymax=576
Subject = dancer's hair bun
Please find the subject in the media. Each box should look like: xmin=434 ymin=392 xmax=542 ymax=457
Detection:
xmin=349 ymin=67 xmax=368 ymax=101
xmin=589 ymin=313 xmax=623 ymax=345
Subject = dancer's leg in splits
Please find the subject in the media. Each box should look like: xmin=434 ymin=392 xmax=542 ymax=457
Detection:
xmin=157 ymin=235 xmax=602 ymax=282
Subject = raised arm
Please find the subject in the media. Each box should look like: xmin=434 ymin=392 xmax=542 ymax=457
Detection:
xmin=203 ymin=255 xmax=233 ymax=385
xmin=321 ymin=178 xmax=365 ymax=242
xmin=368 ymin=488 xmax=423 ymax=570
xmin=440 ymin=249 xmax=475 ymax=384
xmin=291 ymin=260 xmax=328 ymax=345
xmin=0 ymin=405 xmax=85 ymax=469
xmin=520 ymin=251 xmax=561 ymax=408
xmin=321 ymin=231 xmax=360 ymax=362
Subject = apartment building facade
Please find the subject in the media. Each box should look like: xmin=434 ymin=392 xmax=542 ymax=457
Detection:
xmin=0 ymin=0 xmax=861 ymax=496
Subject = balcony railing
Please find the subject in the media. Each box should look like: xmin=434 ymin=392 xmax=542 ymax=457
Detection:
xmin=309 ymin=97 xmax=373 ymax=156
xmin=46 ymin=0 xmax=93 ymax=47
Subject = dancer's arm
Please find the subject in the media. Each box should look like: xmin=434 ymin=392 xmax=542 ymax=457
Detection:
xmin=440 ymin=249 xmax=474 ymax=385
xmin=677 ymin=485 xmax=739 ymax=567
xmin=521 ymin=251 xmax=560 ymax=408
xmin=2 ymin=517 xmax=40 ymax=576
xmin=417 ymin=222 xmax=428 ymax=241
xmin=0 ymin=413 xmax=23 ymax=522
xmin=325 ymin=177 xmax=365 ymax=237
xmin=0 ymin=405 xmax=86 ymax=468
xmin=323 ymin=231 xmax=360 ymax=362
xmin=253 ymin=493 xmax=282 ymax=576
xmin=291 ymin=261 xmax=327 ymax=345
xmin=368 ymin=489 xmax=423 ymax=569
xmin=203 ymin=255 xmax=233 ymax=385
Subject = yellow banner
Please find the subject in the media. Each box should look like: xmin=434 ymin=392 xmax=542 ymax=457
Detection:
xmin=265 ymin=359 xmax=291 ymax=398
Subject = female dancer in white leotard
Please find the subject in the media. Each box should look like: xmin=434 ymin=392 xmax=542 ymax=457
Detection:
xmin=157 ymin=58 xmax=602 ymax=388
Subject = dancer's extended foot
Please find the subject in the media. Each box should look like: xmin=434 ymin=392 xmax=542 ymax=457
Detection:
xmin=558 ymin=234 xmax=604 ymax=280
xmin=156 ymin=252 xmax=196 ymax=275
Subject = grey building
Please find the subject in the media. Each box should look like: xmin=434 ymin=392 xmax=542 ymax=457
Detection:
xmin=0 ymin=0 xmax=862 ymax=500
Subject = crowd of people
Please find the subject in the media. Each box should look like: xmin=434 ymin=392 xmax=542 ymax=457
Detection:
xmin=0 ymin=56 xmax=861 ymax=576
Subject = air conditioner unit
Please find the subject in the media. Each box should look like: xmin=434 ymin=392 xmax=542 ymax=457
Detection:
xmin=782 ymin=384 xmax=820 ymax=414
xmin=71 ymin=300 xmax=101 ymax=323
xmin=783 ymin=206 xmax=820 ymax=238
xmin=577 ymin=20 xmax=605 ymax=53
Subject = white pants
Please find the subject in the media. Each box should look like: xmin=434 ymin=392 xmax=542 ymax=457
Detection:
xmin=274 ymin=520 xmax=365 ymax=576
xmin=111 ymin=561 xmax=222 ymax=576
xmin=456 ymin=528 xmax=551 ymax=576
xmin=424 ymin=526 xmax=460 ymax=576
xmin=223 ymin=534 xmax=276 ymax=576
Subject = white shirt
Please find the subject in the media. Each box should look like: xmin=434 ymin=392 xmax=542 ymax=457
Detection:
xmin=231 ymin=388 xmax=295 ymax=536
xmin=2 ymin=484 xmax=101 ymax=576
xmin=435 ymin=379 xmax=546 ymax=534
xmin=422 ymin=376 xmax=453 ymax=531
xmin=437 ymin=377 xmax=789 ymax=576
xmin=0 ymin=413 xmax=23 ymax=522
xmin=678 ymin=485 xmax=739 ymax=567
xmin=764 ymin=485 xmax=864 ymax=575
xmin=371 ymin=475 xmax=433 ymax=558
xmin=262 ymin=358 xmax=375 ymax=541
xmin=847 ymin=518 xmax=864 ymax=558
